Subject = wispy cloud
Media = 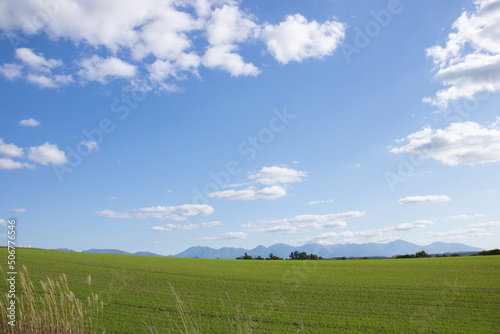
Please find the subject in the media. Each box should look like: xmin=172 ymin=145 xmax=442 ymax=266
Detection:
xmin=470 ymin=221 xmax=500 ymax=228
xmin=9 ymin=207 xmax=26 ymax=213
xmin=427 ymin=228 xmax=492 ymax=240
xmin=196 ymin=232 xmax=247 ymax=241
xmin=249 ymin=211 xmax=364 ymax=233
xmin=449 ymin=214 xmax=485 ymax=220
xmin=306 ymin=199 xmax=334 ymax=205
xmin=398 ymin=195 xmax=451 ymax=205
xmin=293 ymin=220 xmax=434 ymax=245
xmin=151 ymin=221 xmax=223 ymax=232
xmin=209 ymin=186 xmax=286 ymax=200
xmin=96 ymin=204 xmax=214 ymax=221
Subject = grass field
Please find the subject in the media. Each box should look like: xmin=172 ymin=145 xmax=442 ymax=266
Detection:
xmin=0 ymin=248 xmax=499 ymax=333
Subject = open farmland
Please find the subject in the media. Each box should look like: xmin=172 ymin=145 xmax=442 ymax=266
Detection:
xmin=1 ymin=248 xmax=499 ymax=333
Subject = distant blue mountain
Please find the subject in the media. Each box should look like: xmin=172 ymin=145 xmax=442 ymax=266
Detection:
xmin=79 ymin=249 xmax=164 ymax=257
xmin=172 ymin=240 xmax=483 ymax=259
xmin=54 ymin=240 xmax=483 ymax=259
xmin=82 ymin=249 xmax=132 ymax=255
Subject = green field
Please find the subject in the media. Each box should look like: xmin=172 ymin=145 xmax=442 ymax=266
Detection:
xmin=1 ymin=248 xmax=499 ymax=333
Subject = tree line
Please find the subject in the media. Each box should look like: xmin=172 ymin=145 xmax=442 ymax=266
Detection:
xmin=236 ymin=251 xmax=322 ymax=260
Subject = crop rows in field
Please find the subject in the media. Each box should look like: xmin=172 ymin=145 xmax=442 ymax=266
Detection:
xmin=0 ymin=249 xmax=499 ymax=333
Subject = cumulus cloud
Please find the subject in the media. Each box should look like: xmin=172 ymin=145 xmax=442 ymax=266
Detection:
xmin=202 ymin=44 xmax=260 ymax=77
xmin=424 ymin=0 xmax=500 ymax=108
xmin=0 ymin=0 xmax=346 ymax=88
xmin=78 ymin=56 xmax=137 ymax=84
xmin=248 ymin=166 xmax=307 ymax=185
xmin=15 ymin=48 xmax=62 ymax=72
xmin=197 ymin=231 xmax=247 ymax=241
xmin=390 ymin=120 xmax=500 ymax=166
xmin=97 ymin=204 xmax=214 ymax=221
xmin=19 ymin=118 xmax=40 ymax=127
xmin=398 ymin=195 xmax=451 ymax=205
xmin=0 ymin=158 xmax=34 ymax=170
xmin=0 ymin=139 xmax=24 ymax=158
xmin=27 ymin=142 xmax=67 ymax=165
xmin=0 ymin=219 xmax=6 ymax=227
xmin=209 ymin=185 xmax=286 ymax=200
xmin=201 ymin=4 xmax=260 ymax=77
xmin=261 ymin=14 xmax=345 ymax=64
xmin=0 ymin=63 xmax=23 ymax=80
xmin=26 ymin=73 xmax=73 ymax=89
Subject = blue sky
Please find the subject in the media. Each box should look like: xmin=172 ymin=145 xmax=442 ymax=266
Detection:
xmin=1 ymin=0 xmax=499 ymax=255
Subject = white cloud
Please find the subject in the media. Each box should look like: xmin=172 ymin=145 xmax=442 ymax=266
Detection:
xmin=206 ymin=5 xmax=258 ymax=45
xmin=150 ymin=223 xmax=199 ymax=232
xmin=398 ymin=195 xmax=451 ymax=205
xmin=202 ymin=44 xmax=260 ymax=77
xmin=248 ymin=166 xmax=307 ymax=185
xmin=0 ymin=63 xmax=23 ymax=80
xmin=15 ymin=48 xmax=62 ymax=72
xmin=197 ymin=231 xmax=247 ymax=240
xmin=9 ymin=207 xmax=27 ymax=213
xmin=393 ymin=220 xmax=433 ymax=231
xmin=470 ymin=221 xmax=500 ymax=228
xmin=295 ymin=220 xmax=433 ymax=245
xmin=427 ymin=227 xmax=492 ymax=240
xmin=150 ymin=220 xmax=222 ymax=232
xmin=95 ymin=210 xmax=134 ymax=219
xmin=0 ymin=219 xmax=6 ymax=227
xmin=0 ymin=1 xmax=346 ymax=87
xmin=253 ymin=211 xmax=364 ymax=233
xmin=390 ymin=120 xmax=500 ymax=166
xmin=424 ymin=0 xmax=500 ymax=108
xmin=27 ymin=142 xmax=67 ymax=165
xmin=137 ymin=204 xmax=214 ymax=221
xmin=261 ymin=14 xmax=345 ymax=64
xmin=306 ymin=199 xmax=334 ymax=205
xmin=26 ymin=73 xmax=73 ymax=89
xmin=19 ymin=118 xmax=40 ymax=127
xmin=201 ymin=4 xmax=260 ymax=77
xmin=97 ymin=204 xmax=214 ymax=221
xmin=0 ymin=158 xmax=34 ymax=170
xmin=0 ymin=139 xmax=24 ymax=157
xmin=201 ymin=221 xmax=223 ymax=228
xmin=80 ymin=141 xmax=99 ymax=152
xmin=449 ymin=213 xmax=485 ymax=220
xmin=209 ymin=185 xmax=286 ymax=200
xmin=78 ymin=56 xmax=137 ymax=84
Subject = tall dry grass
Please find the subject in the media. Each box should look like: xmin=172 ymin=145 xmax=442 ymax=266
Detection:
xmin=145 ymin=283 xmax=255 ymax=334
xmin=0 ymin=265 xmax=104 ymax=334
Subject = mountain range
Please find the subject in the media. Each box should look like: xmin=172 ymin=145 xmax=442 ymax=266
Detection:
xmin=56 ymin=240 xmax=483 ymax=259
